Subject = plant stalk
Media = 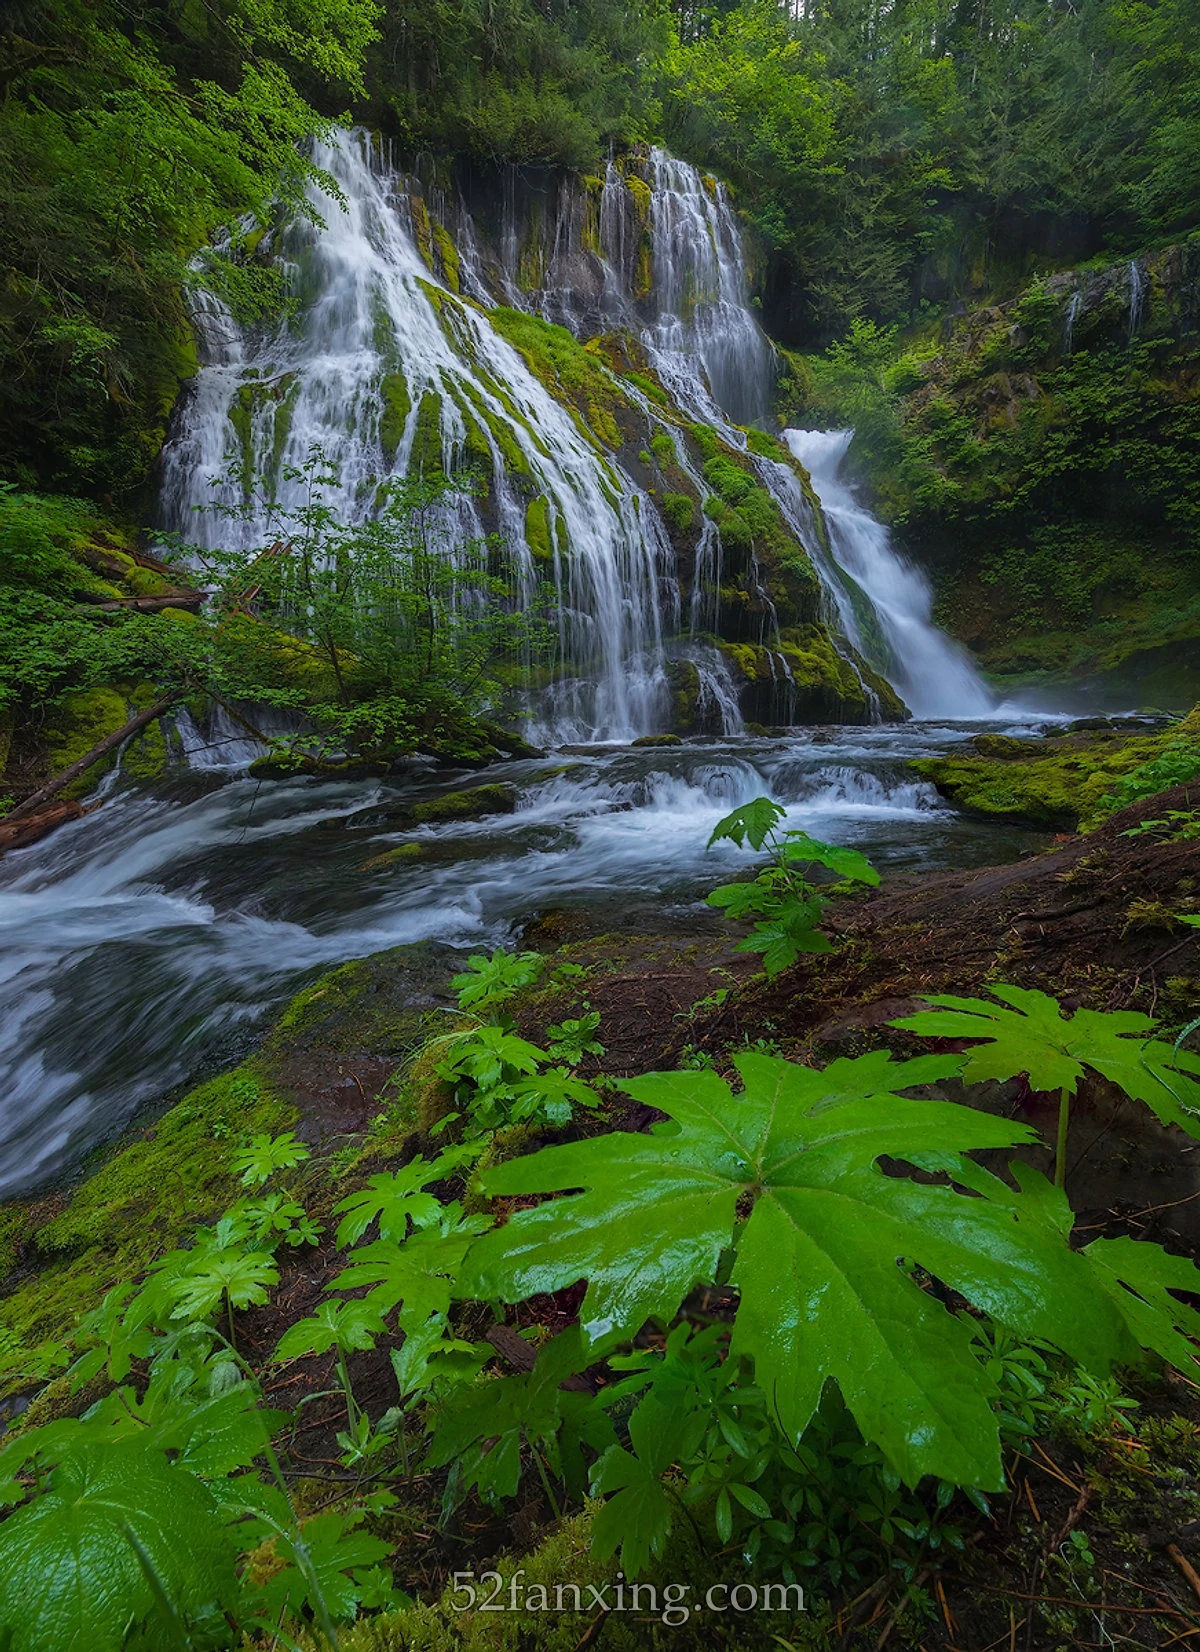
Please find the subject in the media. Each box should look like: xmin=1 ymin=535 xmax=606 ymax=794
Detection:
xmin=1055 ymin=1085 xmax=1071 ymax=1190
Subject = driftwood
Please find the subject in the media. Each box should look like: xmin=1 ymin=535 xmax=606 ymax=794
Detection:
xmin=4 ymin=693 xmax=181 ymax=825
xmin=0 ymin=799 xmax=86 ymax=852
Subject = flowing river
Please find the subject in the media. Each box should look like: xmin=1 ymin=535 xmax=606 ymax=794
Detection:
xmin=0 ymin=718 xmax=1061 ymax=1199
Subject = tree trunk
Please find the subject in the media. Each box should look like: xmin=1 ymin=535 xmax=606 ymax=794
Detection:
xmin=4 ymin=693 xmax=181 ymax=824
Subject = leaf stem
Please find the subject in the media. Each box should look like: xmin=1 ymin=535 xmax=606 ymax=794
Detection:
xmin=1055 ymin=1086 xmax=1071 ymax=1190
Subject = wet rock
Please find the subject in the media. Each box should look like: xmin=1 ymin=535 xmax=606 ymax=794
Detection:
xmin=631 ymin=734 xmax=682 ymax=748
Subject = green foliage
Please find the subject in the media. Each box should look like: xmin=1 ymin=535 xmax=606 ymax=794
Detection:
xmin=706 ymin=797 xmax=879 ymax=974
xmin=0 ymin=0 xmax=379 ymax=492
xmin=1095 ymin=744 xmax=1200 ymax=819
xmin=434 ymin=1024 xmax=604 ymax=1135
xmin=457 ymin=1043 xmax=1200 ymax=1489
xmin=893 ymin=984 xmax=1200 ymax=1137
xmin=0 ymin=1443 xmax=241 ymax=1652
xmin=545 ymin=1011 xmax=605 ymax=1065
xmin=451 ymin=949 xmax=546 ymax=1011
xmin=232 ymin=1132 xmax=311 ymax=1188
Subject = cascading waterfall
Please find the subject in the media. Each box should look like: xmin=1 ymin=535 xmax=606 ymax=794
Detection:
xmin=784 ymin=431 xmax=991 ymax=718
xmin=161 ymin=133 xmax=678 ymax=742
xmin=640 ymin=149 xmax=776 ymax=429
xmin=163 ymin=129 xmax=990 ymax=735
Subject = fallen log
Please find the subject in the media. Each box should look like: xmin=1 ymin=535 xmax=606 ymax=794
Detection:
xmin=4 ymin=693 xmax=182 ymax=824
xmin=75 ymin=592 xmax=204 ymax=613
xmin=0 ymin=799 xmax=85 ymax=852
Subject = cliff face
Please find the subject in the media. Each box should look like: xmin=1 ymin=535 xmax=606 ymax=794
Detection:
xmin=162 ymin=136 xmax=902 ymax=738
xmin=874 ymin=245 xmax=1200 ymax=704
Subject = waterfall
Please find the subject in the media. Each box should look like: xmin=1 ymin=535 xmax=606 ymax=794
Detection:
xmin=160 ymin=133 xmax=677 ymax=742
xmin=1128 ymin=259 xmax=1146 ymax=344
xmin=641 ymin=149 xmax=776 ymax=428
xmin=784 ymin=431 xmax=992 ymax=718
xmin=163 ymin=130 xmax=988 ymax=735
xmin=1063 ymin=290 xmax=1082 ymax=356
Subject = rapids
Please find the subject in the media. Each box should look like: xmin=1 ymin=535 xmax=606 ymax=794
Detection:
xmin=0 ymin=721 xmax=1060 ymax=1198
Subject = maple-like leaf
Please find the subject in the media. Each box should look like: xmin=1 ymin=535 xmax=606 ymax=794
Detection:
xmin=459 ymin=1049 xmax=1158 ymax=1488
xmin=0 ymin=1444 xmax=239 ymax=1652
xmin=892 ymin=984 xmax=1200 ymax=1135
xmin=333 ymin=1145 xmax=479 ymax=1248
xmin=707 ymin=796 xmax=787 ymax=851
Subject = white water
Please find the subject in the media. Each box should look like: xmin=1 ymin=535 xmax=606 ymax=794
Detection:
xmin=162 ymin=134 xmax=678 ymax=741
xmin=0 ymin=723 xmax=1054 ymax=1196
xmin=784 ymin=430 xmax=992 ymax=718
xmin=162 ymin=131 xmax=993 ymax=731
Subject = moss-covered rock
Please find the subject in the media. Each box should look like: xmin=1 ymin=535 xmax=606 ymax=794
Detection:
xmin=0 ymin=1065 xmax=294 ymax=1347
xmin=719 ymin=628 xmax=906 ymax=725
xmin=409 ymin=783 xmax=517 ymax=824
xmin=632 ymin=733 xmax=682 ymax=747
xmin=379 ymin=370 xmax=412 ymax=463
xmin=911 ymin=722 xmax=1196 ymax=827
xmin=43 ymin=688 xmax=129 ymax=797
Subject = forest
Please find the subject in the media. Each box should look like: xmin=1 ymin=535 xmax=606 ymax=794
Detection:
xmin=3 ymin=0 xmax=1200 ymax=1648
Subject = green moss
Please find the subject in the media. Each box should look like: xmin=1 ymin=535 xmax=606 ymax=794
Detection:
xmin=911 ymin=726 xmax=1182 ymax=827
xmin=489 ymin=308 xmax=618 ymax=409
xmin=120 ymin=714 xmax=169 ymax=782
xmin=360 ymin=842 xmax=425 ymax=870
xmin=661 ymin=491 xmax=695 ymax=533
xmin=632 ymin=733 xmax=682 ymax=747
xmin=380 ymin=371 xmax=412 ymax=463
xmin=624 ymin=173 xmax=652 ymax=227
xmin=0 ymin=1065 xmax=294 ymax=1348
xmin=457 ymin=379 xmax=532 ymax=478
xmin=412 ymin=390 xmax=445 ymax=478
xmin=431 ymin=220 xmax=460 ymax=293
xmin=650 ymin=430 xmax=676 ymax=465
xmin=410 ymin=195 xmax=434 ymax=268
xmin=524 ymin=494 xmax=555 ymax=562
xmin=585 ymin=395 xmax=621 ymax=449
xmin=44 ymin=688 xmax=128 ymax=796
xmin=409 ymin=783 xmax=517 ymax=825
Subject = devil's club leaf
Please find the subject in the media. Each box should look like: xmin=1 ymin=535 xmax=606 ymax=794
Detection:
xmin=707 ymin=797 xmax=786 ymax=851
xmin=779 ymin=833 xmax=881 ymax=886
xmin=460 ymin=1048 xmax=1145 ymax=1486
xmin=894 ymin=984 xmax=1200 ymax=1135
xmin=0 ymin=1444 xmax=239 ymax=1652
xmin=1079 ymin=1236 xmax=1200 ymax=1372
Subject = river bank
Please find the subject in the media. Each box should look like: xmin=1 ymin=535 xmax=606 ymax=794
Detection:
xmin=3 ymin=735 xmax=1200 ymax=1649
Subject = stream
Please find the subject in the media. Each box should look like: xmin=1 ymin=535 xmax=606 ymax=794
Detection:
xmin=0 ymin=718 xmax=1061 ymax=1200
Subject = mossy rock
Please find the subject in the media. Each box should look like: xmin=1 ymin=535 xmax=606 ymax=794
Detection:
xmin=631 ymin=733 xmax=682 ymax=748
xmin=380 ymin=371 xmax=412 ymax=463
xmin=408 ymin=783 xmax=517 ymax=825
xmin=912 ymin=726 xmax=1181 ymax=827
xmin=972 ymin=733 xmax=1050 ymax=758
xmin=248 ymin=752 xmax=393 ymax=781
xmin=43 ymin=688 xmax=129 ymax=797
xmin=360 ymin=842 xmax=425 ymax=869
xmin=0 ymin=1064 xmax=294 ymax=1348
xmin=431 ymin=220 xmax=460 ymax=293
xmin=476 ymin=720 xmax=543 ymax=760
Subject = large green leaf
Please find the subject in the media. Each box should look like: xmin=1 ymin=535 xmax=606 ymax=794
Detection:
xmin=893 ymin=985 xmax=1200 ymax=1134
xmin=0 ymin=1444 xmax=239 ymax=1652
xmin=1079 ymin=1236 xmax=1200 ymax=1373
xmin=459 ymin=1048 xmax=1143 ymax=1487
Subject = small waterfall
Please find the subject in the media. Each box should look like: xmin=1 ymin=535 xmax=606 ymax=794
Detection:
xmin=642 ymin=149 xmax=776 ymax=427
xmin=1063 ymin=290 xmax=1082 ymax=355
xmin=784 ymin=431 xmax=992 ymax=718
xmin=1127 ymin=259 xmax=1146 ymax=344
